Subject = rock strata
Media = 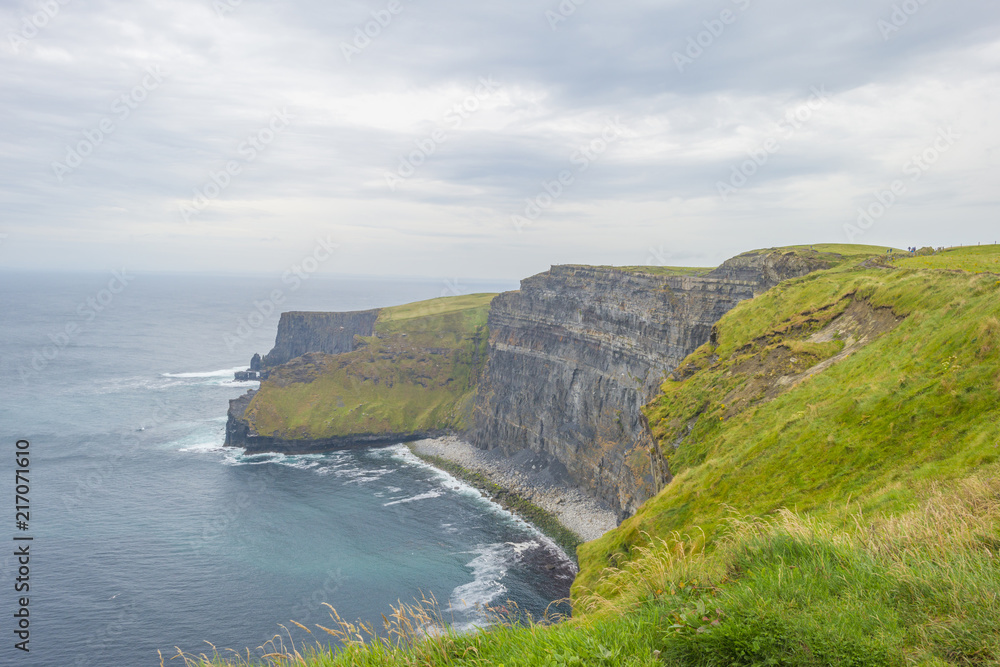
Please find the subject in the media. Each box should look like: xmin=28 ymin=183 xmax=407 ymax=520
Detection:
xmin=261 ymin=309 xmax=379 ymax=367
xmin=471 ymin=251 xmax=829 ymax=518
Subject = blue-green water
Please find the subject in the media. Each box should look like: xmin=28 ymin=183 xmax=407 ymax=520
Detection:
xmin=0 ymin=272 xmax=574 ymax=666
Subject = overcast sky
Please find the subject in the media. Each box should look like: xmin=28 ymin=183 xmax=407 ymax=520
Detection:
xmin=1 ymin=0 xmax=998 ymax=279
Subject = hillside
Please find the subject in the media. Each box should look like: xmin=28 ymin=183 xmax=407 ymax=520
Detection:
xmin=472 ymin=247 xmax=838 ymax=517
xmin=195 ymin=245 xmax=1000 ymax=667
xmin=577 ymin=246 xmax=1000 ymax=597
xmin=229 ymin=294 xmax=493 ymax=449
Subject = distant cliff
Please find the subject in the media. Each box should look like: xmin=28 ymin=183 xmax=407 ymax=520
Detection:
xmin=471 ymin=250 xmax=832 ymax=518
xmin=223 ymin=251 xmax=833 ymax=517
xmin=261 ymin=310 xmax=379 ymax=367
xmin=225 ymin=296 xmax=493 ymax=452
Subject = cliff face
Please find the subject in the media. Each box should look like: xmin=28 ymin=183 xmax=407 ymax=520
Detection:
xmin=225 ymin=295 xmax=494 ymax=453
xmin=472 ymin=251 xmax=829 ymax=518
xmin=261 ymin=310 xmax=379 ymax=367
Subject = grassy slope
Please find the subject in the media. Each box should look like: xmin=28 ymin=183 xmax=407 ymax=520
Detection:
xmin=195 ymin=246 xmax=1000 ymax=667
xmin=243 ymin=294 xmax=494 ymax=439
xmin=578 ymin=248 xmax=1000 ymax=596
xmin=613 ymin=265 xmax=714 ymax=277
xmin=894 ymin=243 xmax=1000 ymax=273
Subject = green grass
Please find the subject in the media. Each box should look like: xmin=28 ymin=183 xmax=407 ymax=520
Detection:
xmin=611 ymin=266 xmax=715 ymax=277
xmin=244 ymin=295 xmax=494 ymax=439
xmin=377 ymin=294 xmax=497 ymax=329
xmin=173 ymin=475 xmax=1000 ymax=667
xmin=610 ymin=244 xmax=892 ymax=278
xmin=189 ymin=246 xmax=1000 ymax=667
xmin=894 ymin=244 xmax=1000 ymax=274
xmin=577 ymin=248 xmax=1000 ymax=597
xmin=780 ymin=243 xmax=902 ymax=257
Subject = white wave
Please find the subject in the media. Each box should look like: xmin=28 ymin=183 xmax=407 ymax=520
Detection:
xmin=220 ymin=449 xmax=330 ymax=471
xmin=92 ymin=376 xmax=188 ymax=394
xmin=384 ymin=445 xmax=578 ymax=566
xmin=448 ymin=544 xmax=509 ymax=622
xmin=331 ymin=465 xmax=393 ymax=485
xmin=382 ymin=489 xmax=444 ymax=507
xmin=166 ymin=424 xmax=227 ymax=453
xmin=162 ymin=366 xmax=247 ymax=379
xmin=207 ymin=379 xmax=260 ymax=389
xmin=506 ymin=540 xmax=541 ymax=556
xmin=178 ymin=441 xmax=225 ymax=453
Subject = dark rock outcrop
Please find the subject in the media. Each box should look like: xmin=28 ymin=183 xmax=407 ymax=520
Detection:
xmin=261 ymin=309 xmax=379 ymax=367
xmin=471 ymin=251 xmax=829 ymax=518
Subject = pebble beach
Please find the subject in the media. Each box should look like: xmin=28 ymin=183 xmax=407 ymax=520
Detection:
xmin=409 ymin=435 xmax=619 ymax=543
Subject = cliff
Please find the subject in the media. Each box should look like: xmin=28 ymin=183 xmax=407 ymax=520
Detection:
xmin=471 ymin=249 xmax=834 ymax=518
xmin=225 ymin=295 xmax=493 ymax=452
xmin=261 ymin=309 xmax=379 ymax=367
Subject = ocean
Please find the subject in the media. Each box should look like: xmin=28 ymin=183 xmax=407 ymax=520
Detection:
xmin=0 ymin=271 xmax=576 ymax=666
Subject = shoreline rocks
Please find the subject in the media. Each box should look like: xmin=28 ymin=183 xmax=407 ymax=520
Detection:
xmin=409 ymin=435 xmax=619 ymax=543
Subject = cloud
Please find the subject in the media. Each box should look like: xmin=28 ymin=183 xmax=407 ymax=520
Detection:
xmin=0 ymin=0 xmax=998 ymax=278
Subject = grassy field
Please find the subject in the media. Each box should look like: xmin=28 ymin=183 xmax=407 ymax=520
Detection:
xmin=244 ymin=294 xmax=495 ymax=439
xmin=894 ymin=244 xmax=1000 ymax=274
xmin=611 ymin=265 xmax=715 ymax=277
xmin=578 ymin=249 xmax=1000 ymax=597
xmin=190 ymin=247 xmax=1000 ymax=666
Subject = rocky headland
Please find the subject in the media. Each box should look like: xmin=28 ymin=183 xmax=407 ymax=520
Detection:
xmin=225 ymin=248 xmax=836 ymax=532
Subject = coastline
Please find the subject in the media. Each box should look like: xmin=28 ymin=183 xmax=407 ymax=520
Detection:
xmin=407 ymin=436 xmax=619 ymax=554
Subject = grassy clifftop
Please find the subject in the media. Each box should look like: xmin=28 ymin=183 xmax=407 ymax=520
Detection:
xmin=196 ymin=246 xmax=1000 ymax=666
xmin=578 ymin=246 xmax=1000 ymax=596
xmin=242 ymin=294 xmax=494 ymax=440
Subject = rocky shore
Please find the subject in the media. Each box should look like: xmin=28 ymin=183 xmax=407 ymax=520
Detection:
xmin=409 ymin=436 xmax=619 ymax=543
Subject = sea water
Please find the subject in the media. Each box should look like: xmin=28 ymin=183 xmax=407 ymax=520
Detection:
xmin=0 ymin=271 xmax=575 ymax=666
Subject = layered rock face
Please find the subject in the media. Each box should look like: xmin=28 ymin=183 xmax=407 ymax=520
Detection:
xmin=261 ymin=310 xmax=379 ymax=367
xmin=472 ymin=252 xmax=828 ymax=518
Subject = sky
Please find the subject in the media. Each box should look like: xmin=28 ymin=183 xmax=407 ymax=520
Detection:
xmin=1 ymin=0 xmax=998 ymax=280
